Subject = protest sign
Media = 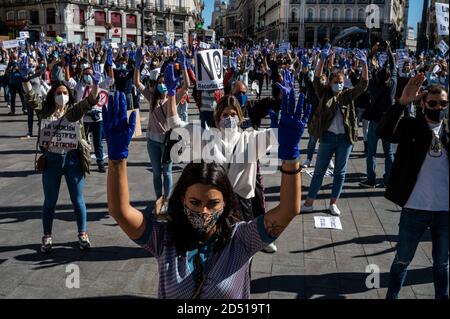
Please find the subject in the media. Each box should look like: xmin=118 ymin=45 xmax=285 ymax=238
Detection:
xmin=314 ymin=216 xmax=343 ymax=230
xmin=436 ymin=2 xmax=449 ymax=36
xmin=39 ymin=118 xmax=80 ymax=152
xmin=437 ymin=39 xmax=449 ymax=54
xmin=19 ymin=31 xmax=30 ymax=39
xmin=1 ymin=39 xmax=20 ymax=49
xmin=195 ymin=49 xmax=224 ymax=91
xmin=82 ymin=87 xmax=109 ymax=111
xmin=0 ymin=64 xmax=6 ymax=72
xmin=127 ymin=109 xmax=142 ymax=138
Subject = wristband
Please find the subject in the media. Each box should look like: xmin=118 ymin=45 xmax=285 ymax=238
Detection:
xmin=279 ymin=165 xmax=302 ymax=175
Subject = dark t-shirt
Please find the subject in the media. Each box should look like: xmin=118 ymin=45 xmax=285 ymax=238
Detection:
xmin=268 ymin=60 xmax=279 ymax=81
xmin=114 ymin=69 xmax=133 ymax=93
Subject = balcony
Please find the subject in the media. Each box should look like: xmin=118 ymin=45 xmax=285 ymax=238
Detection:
xmin=303 ymin=18 xmax=366 ymax=23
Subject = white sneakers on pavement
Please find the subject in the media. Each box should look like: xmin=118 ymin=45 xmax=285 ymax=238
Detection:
xmin=301 ymin=203 xmax=314 ymax=213
xmin=301 ymin=158 xmax=311 ymax=168
xmin=262 ymin=243 xmax=278 ymax=253
xmin=329 ymin=204 xmax=342 ymax=216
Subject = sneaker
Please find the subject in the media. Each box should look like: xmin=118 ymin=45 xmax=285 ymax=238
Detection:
xmin=359 ymin=179 xmax=376 ymax=188
xmin=22 ymin=109 xmax=28 ymax=115
xmin=301 ymin=202 xmax=314 ymax=213
xmin=98 ymin=164 xmax=106 ymax=173
xmin=41 ymin=236 xmax=53 ymax=253
xmin=7 ymin=111 xmax=15 ymax=116
xmin=329 ymin=204 xmax=341 ymax=216
xmin=328 ymin=160 xmax=335 ymax=170
xmin=78 ymin=233 xmax=91 ymax=250
xmin=262 ymin=243 xmax=277 ymax=253
xmin=301 ymin=158 xmax=311 ymax=168
xmin=378 ymin=181 xmax=386 ymax=188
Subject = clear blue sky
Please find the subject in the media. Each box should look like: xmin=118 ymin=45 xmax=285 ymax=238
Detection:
xmin=202 ymin=0 xmax=424 ymax=37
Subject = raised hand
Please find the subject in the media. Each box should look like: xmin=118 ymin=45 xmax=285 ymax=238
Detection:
xmin=177 ymin=49 xmax=186 ymax=70
xmin=320 ymin=43 xmax=332 ymax=61
xmin=105 ymin=47 xmax=113 ymax=67
xmin=164 ymin=63 xmax=178 ymax=97
xmin=355 ymin=49 xmax=368 ymax=65
xmin=102 ymin=91 xmax=136 ymax=161
xmin=92 ymin=63 xmax=102 ymax=85
xmin=283 ymin=69 xmax=294 ymax=88
xmin=18 ymin=55 xmax=34 ymax=80
xmin=135 ymin=47 xmax=144 ymax=68
xmin=271 ymin=83 xmax=312 ymax=160
xmin=399 ymin=73 xmax=427 ymax=106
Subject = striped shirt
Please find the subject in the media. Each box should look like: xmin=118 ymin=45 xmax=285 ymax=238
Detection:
xmin=134 ymin=213 xmax=275 ymax=299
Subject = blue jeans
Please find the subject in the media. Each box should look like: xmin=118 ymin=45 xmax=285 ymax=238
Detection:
xmin=306 ymin=135 xmax=318 ymax=161
xmin=178 ymin=102 xmax=188 ymax=122
xmin=387 ymin=208 xmax=449 ymax=299
xmin=307 ymin=132 xmax=353 ymax=200
xmin=200 ymin=111 xmax=214 ymax=129
xmin=42 ymin=151 xmax=87 ymax=235
xmin=9 ymin=83 xmax=26 ymax=114
xmin=1 ymin=79 xmax=10 ymax=105
xmin=366 ymin=121 xmax=394 ymax=184
xmin=147 ymin=139 xmax=173 ymax=199
xmin=84 ymin=121 xmax=104 ymax=165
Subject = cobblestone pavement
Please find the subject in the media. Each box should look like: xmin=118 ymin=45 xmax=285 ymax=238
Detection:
xmin=0 ymin=87 xmax=435 ymax=299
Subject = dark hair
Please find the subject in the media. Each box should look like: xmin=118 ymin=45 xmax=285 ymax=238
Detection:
xmin=44 ymin=81 xmax=76 ymax=114
xmin=167 ymin=162 xmax=241 ymax=255
xmin=422 ymin=84 xmax=448 ymax=102
xmin=329 ymin=70 xmax=345 ymax=83
xmin=213 ymin=95 xmax=244 ymax=128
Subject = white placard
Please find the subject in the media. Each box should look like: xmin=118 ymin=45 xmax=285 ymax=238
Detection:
xmin=314 ymin=216 xmax=343 ymax=230
xmin=19 ymin=31 xmax=30 ymax=39
xmin=39 ymin=118 xmax=80 ymax=152
xmin=436 ymin=3 xmax=449 ymax=36
xmin=83 ymin=87 xmax=109 ymax=111
xmin=111 ymin=42 xmax=118 ymax=49
xmin=0 ymin=64 xmax=6 ymax=72
xmin=195 ymin=49 xmax=224 ymax=91
xmin=437 ymin=40 xmax=449 ymax=54
xmin=199 ymin=42 xmax=210 ymax=49
xmin=175 ymin=39 xmax=183 ymax=49
xmin=1 ymin=39 xmax=20 ymax=49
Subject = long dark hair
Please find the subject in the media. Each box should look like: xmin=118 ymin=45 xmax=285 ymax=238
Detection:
xmin=44 ymin=81 xmax=76 ymax=116
xmin=167 ymin=162 xmax=241 ymax=255
xmin=151 ymin=74 xmax=164 ymax=111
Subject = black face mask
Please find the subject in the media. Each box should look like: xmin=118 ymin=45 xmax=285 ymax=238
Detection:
xmin=424 ymin=107 xmax=448 ymax=122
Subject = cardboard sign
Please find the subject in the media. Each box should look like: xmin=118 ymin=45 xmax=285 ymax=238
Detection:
xmin=39 ymin=118 xmax=80 ymax=151
xmin=82 ymin=87 xmax=109 ymax=111
xmin=436 ymin=2 xmax=449 ymax=36
xmin=1 ymin=39 xmax=20 ymax=49
xmin=19 ymin=31 xmax=30 ymax=39
xmin=437 ymin=40 xmax=449 ymax=54
xmin=195 ymin=49 xmax=224 ymax=91
xmin=127 ymin=109 xmax=142 ymax=138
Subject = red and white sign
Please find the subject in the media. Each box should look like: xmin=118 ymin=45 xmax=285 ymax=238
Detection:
xmin=83 ymin=87 xmax=109 ymax=111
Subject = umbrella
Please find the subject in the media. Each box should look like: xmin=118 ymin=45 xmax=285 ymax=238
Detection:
xmin=332 ymin=27 xmax=367 ymax=45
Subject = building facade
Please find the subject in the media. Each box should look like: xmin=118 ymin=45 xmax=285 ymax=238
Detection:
xmin=219 ymin=0 xmax=407 ymax=47
xmin=211 ymin=0 xmax=227 ymax=38
xmin=0 ymin=0 xmax=203 ymax=45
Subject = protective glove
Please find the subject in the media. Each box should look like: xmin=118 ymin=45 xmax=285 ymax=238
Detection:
xmin=129 ymin=50 xmax=136 ymax=62
xmin=102 ymin=91 xmax=136 ymax=161
xmin=164 ymin=63 xmax=178 ymax=97
xmin=297 ymin=49 xmax=304 ymax=61
xmin=262 ymin=48 xmax=269 ymax=57
xmin=105 ymin=48 xmax=114 ymax=67
xmin=283 ymin=69 xmax=294 ymax=88
xmin=270 ymin=83 xmax=312 ymax=160
xmin=320 ymin=43 xmax=332 ymax=60
xmin=135 ymin=47 xmax=144 ymax=68
xmin=177 ymin=49 xmax=186 ymax=70
xmin=302 ymin=56 xmax=309 ymax=68
xmin=18 ymin=55 xmax=34 ymax=80
xmin=92 ymin=63 xmax=102 ymax=85
xmin=355 ymin=49 xmax=368 ymax=65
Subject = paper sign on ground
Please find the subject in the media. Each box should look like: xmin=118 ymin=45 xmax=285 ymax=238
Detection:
xmin=314 ymin=216 xmax=343 ymax=230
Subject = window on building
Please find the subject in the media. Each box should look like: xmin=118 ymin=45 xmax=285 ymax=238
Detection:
xmin=79 ymin=9 xmax=85 ymax=25
xmin=95 ymin=11 xmax=106 ymax=26
xmin=291 ymin=9 xmax=298 ymax=22
xmin=6 ymin=11 xmax=14 ymax=21
xmin=320 ymin=8 xmax=327 ymax=20
xmin=111 ymin=12 xmax=122 ymax=27
xmin=46 ymin=8 xmax=56 ymax=24
xmin=307 ymin=8 xmax=314 ymax=19
xmin=332 ymin=8 xmax=339 ymax=20
xmin=126 ymin=14 xmax=137 ymax=28
xmin=18 ymin=10 xmax=27 ymax=20
xmin=358 ymin=8 xmax=365 ymax=21
xmin=345 ymin=8 xmax=352 ymax=20
xmin=30 ymin=10 xmax=39 ymax=25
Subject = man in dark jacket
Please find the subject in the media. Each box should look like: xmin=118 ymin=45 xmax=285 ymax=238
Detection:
xmin=377 ymin=74 xmax=449 ymax=299
xmin=360 ymin=42 xmax=397 ymax=188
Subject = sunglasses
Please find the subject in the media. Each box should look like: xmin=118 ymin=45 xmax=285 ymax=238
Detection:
xmin=427 ymin=100 xmax=449 ymax=108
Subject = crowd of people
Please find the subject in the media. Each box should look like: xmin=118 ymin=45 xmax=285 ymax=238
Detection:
xmin=0 ymin=37 xmax=448 ymax=299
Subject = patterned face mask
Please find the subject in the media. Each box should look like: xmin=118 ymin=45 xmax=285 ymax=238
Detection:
xmin=184 ymin=205 xmax=224 ymax=236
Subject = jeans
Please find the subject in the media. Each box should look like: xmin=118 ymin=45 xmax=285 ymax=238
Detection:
xmin=26 ymin=104 xmax=35 ymax=135
xmin=84 ymin=121 xmax=104 ymax=166
xmin=366 ymin=121 xmax=394 ymax=184
xmin=1 ymin=79 xmax=10 ymax=105
xmin=147 ymin=139 xmax=173 ymax=199
xmin=307 ymin=132 xmax=353 ymax=200
xmin=177 ymin=102 xmax=188 ymax=122
xmin=306 ymin=135 xmax=318 ymax=161
xmin=356 ymin=108 xmax=369 ymax=142
xmin=200 ymin=111 xmax=214 ymax=129
xmin=386 ymin=208 xmax=449 ymax=299
xmin=42 ymin=151 xmax=87 ymax=235
xmin=9 ymin=83 xmax=26 ymax=114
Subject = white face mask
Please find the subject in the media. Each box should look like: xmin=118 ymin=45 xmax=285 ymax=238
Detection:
xmin=220 ymin=116 xmax=239 ymax=130
xmin=54 ymin=94 xmax=69 ymax=107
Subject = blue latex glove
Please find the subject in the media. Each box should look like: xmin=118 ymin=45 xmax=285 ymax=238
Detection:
xmin=92 ymin=63 xmax=102 ymax=85
xmin=297 ymin=49 xmax=304 ymax=61
xmin=106 ymin=48 xmax=113 ymax=67
xmin=18 ymin=55 xmax=34 ymax=80
xmin=320 ymin=43 xmax=332 ymax=60
xmin=270 ymin=83 xmax=312 ymax=160
xmin=177 ymin=49 xmax=186 ymax=70
xmin=231 ymin=58 xmax=238 ymax=70
xmin=64 ymin=53 xmax=72 ymax=66
xmin=129 ymin=50 xmax=135 ymax=62
xmin=355 ymin=49 xmax=368 ymax=65
xmin=283 ymin=69 xmax=294 ymax=88
xmin=302 ymin=56 xmax=309 ymax=68
xmin=262 ymin=48 xmax=269 ymax=57
xmin=164 ymin=63 xmax=178 ymax=97
xmin=135 ymin=47 xmax=144 ymax=68
xmin=102 ymin=91 xmax=136 ymax=161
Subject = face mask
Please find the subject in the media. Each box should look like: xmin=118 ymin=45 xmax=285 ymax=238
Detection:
xmin=54 ymin=94 xmax=69 ymax=107
xmin=440 ymin=77 xmax=447 ymax=83
xmin=81 ymin=63 xmax=89 ymax=70
xmin=184 ymin=205 xmax=224 ymax=236
xmin=83 ymin=74 xmax=93 ymax=85
xmin=72 ymin=64 xmax=78 ymax=69
xmin=119 ymin=64 xmax=127 ymax=70
xmin=234 ymin=93 xmax=248 ymax=107
xmin=424 ymin=107 xmax=447 ymax=122
xmin=157 ymin=83 xmax=167 ymax=94
xmin=331 ymin=83 xmax=344 ymax=93
xmin=220 ymin=116 xmax=239 ymax=130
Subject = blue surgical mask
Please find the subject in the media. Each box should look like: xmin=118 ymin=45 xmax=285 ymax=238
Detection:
xmin=234 ymin=93 xmax=248 ymax=107
xmin=331 ymin=83 xmax=344 ymax=93
xmin=83 ymin=74 xmax=93 ymax=85
xmin=157 ymin=83 xmax=167 ymax=94
xmin=119 ymin=64 xmax=127 ymax=70
xmin=220 ymin=116 xmax=239 ymax=130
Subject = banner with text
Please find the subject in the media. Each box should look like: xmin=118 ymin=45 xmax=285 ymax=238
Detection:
xmin=195 ymin=49 xmax=224 ymax=91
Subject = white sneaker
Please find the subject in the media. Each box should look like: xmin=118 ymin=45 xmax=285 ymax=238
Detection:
xmin=262 ymin=243 xmax=277 ymax=253
xmin=328 ymin=159 xmax=335 ymax=170
xmin=329 ymin=204 xmax=341 ymax=216
xmin=301 ymin=158 xmax=311 ymax=168
xmin=301 ymin=202 xmax=314 ymax=213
